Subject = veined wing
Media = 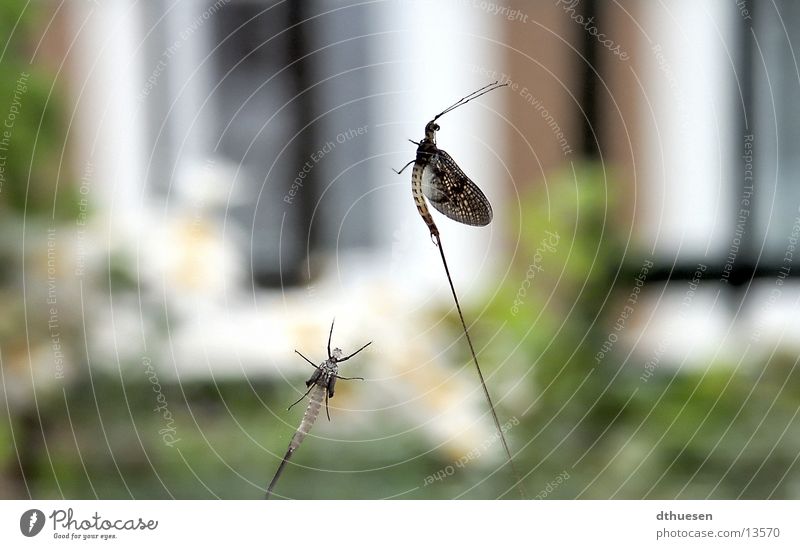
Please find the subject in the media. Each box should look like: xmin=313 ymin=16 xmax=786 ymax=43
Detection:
xmin=421 ymin=149 xmax=493 ymax=226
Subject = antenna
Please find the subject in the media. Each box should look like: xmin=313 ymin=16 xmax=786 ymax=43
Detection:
xmin=433 ymin=81 xmax=508 ymax=122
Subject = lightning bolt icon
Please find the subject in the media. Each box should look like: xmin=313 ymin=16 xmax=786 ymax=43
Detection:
xmin=28 ymin=511 xmax=38 ymax=533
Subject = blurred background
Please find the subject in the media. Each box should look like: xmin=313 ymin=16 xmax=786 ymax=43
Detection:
xmin=1 ymin=0 xmax=799 ymax=499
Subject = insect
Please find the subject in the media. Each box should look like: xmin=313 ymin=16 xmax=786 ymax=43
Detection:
xmin=396 ymin=81 xmax=527 ymax=498
xmin=265 ymin=320 xmax=371 ymax=499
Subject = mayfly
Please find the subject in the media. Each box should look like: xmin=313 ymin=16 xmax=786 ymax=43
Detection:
xmin=396 ymin=81 xmax=527 ymax=497
xmin=265 ymin=320 xmax=371 ymax=499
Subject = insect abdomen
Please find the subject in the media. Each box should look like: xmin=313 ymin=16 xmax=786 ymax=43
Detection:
xmin=411 ymin=161 xmax=439 ymax=238
xmin=289 ymin=384 xmax=325 ymax=452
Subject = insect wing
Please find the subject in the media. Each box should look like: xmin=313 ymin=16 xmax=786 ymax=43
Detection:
xmin=327 ymin=375 xmax=337 ymax=398
xmin=306 ymin=368 xmax=322 ymax=387
xmin=421 ymin=149 xmax=493 ymax=226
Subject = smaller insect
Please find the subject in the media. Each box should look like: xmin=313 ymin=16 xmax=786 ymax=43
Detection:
xmin=266 ymin=319 xmax=371 ymax=499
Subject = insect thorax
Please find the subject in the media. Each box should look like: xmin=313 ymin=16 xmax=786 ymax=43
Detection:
xmin=415 ymin=137 xmax=438 ymax=162
xmin=319 ymin=360 xmax=338 ymax=379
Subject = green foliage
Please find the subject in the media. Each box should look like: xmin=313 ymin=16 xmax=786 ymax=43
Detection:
xmin=0 ymin=1 xmax=72 ymax=219
xmin=473 ymin=163 xmax=800 ymax=499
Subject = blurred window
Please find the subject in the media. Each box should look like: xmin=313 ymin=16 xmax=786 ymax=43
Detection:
xmin=140 ymin=0 xmax=376 ymax=287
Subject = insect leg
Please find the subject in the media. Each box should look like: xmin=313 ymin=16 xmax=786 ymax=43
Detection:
xmin=327 ymin=318 xmax=335 ymax=358
xmin=287 ymin=383 xmax=316 ymax=411
xmin=294 ymin=350 xmax=317 ymax=369
xmin=393 ymin=159 xmax=415 ymax=175
xmin=334 ymin=375 xmax=364 ymax=381
xmin=338 ymin=341 xmax=373 ymax=362
xmin=325 ymin=391 xmax=331 ymax=421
